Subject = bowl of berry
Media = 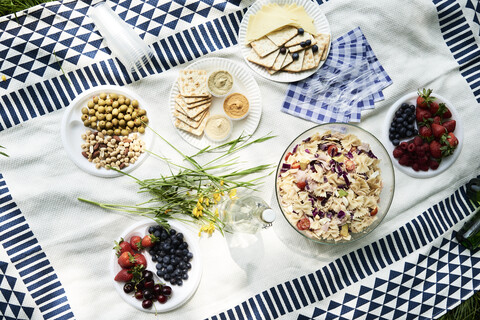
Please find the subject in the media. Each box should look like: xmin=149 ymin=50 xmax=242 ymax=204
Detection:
xmin=384 ymin=88 xmax=463 ymax=178
xmin=112 ymin=219 xmax=202 ymax=312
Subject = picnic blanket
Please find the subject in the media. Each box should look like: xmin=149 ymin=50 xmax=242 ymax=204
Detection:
xmin=0 ymin=0 xmax=479 ymax=319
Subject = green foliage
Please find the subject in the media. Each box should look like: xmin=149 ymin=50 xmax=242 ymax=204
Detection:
xmin=438 ymin=291 xmax=480 ymax=320
xmin=0 ymin=0 xmax=55 ymax=17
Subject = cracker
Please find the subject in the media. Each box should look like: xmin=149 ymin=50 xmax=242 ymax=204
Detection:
xmin=285 ymin=32 xmax=314 ymax=47
xmin=313 ymin=44 xmax=325 ymax=66
xmin=174 ymin=103 xmax=207 ymax=122
xmin=280 ymin=53 xmax=294 ymax=69
xmin=289 ymin=38 xmax=318 ymax=53
xmin=247 ymin=48 xmax=279 ymax=68
xmin=315 ymin=33 xmax=331 ymax=61
xmin=177 ymin=95 xmax=212 ymax=109
xmin=302 ymin=48 xmax=316 ymax=71
xmin=284 ymin=50 xmax=305 ymax=73
xmin=250 ymin=36 xmax=278 ymax=58
xmin=174 ymin=116 xmax=208 ymax=136
xmin=183 ymin=95 xmax=211 ymax=104
xmin=177 ymin=70 xmax=209 ymax=97
xmin=174 ymin=109 xmax=209 ymax=129
xmin=266 ymin=26 xmax=298 ymax=47
xmin=271 ymin=51 xmax=289 ymax=71
xmin=176 ymin=100 xmax=211 ymax=119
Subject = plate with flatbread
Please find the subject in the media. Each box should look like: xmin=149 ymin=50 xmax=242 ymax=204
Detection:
xmin=169 ymin=57 xmax=262 ymax=150
xmin=239 ymin=0 xmax=331 ymax=83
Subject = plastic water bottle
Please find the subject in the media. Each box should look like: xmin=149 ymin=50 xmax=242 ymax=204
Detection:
xmin=456 ymin=178 xmax=480 ymax=250
xmin=220 ymin=195 xmax=276 ymax=234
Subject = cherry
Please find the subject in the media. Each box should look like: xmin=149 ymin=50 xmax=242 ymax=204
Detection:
xmin=134 ymin=291 xmax=143 ymax=300
xmin=142 ymin=299 xmax=153 ymax=309
xmin=123 ymin=282 xmax=134 ymax=294
xmin=157 ymin=295 xmax=167 ymax=304
xmin=161 ymin=286 xmax=172 ymax=296
xmin=142 ymin=270 xmax=153 ymax=280
xmin=142 ymin=289 xmax=153 ymax=300
xmin=144 ymin=280 xmax=154 ymax=289
xmin=153 ymin=284 xmax=162 ymax=296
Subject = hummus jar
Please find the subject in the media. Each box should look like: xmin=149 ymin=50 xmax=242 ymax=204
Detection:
xmin=223 ymin=93 xmax=249 ymax=120
xmin=207 ymin=70 xmax=233 ymax=97
xmin=204 ymin=114 xmax=232 ymax=142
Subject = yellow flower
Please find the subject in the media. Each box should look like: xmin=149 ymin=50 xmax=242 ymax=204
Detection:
xmin=198 ymin=196 xmax=204 ymax=204
xmin=193 ymin=207 xmax=202 ymax=217
xmin=220 ymin=180 xmax=224 ymax=186
xmin=213 ymin=193 xmax=221 ymax=203
xmin=198 ymin=222 xmax=215 ymax=236
xmin=214 ymin=208 xmax=219 ymax=217
xmin=196 ymin=203 xmax=204 ymax=211
xmin=229 ymin=189 xmax=237 ymax=199
xmin=205 ymin=198 xmax=210 ymax=206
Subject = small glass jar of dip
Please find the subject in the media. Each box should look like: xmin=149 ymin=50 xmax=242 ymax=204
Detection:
xmin=207 ymin=70 xmax=234 ymax=97
xmin=204 ymin=114 xmax=233 ymax=142
xmin=223 ymin=93 xmax=249 ymax=120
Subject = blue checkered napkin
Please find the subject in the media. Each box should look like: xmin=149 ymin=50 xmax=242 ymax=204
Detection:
xmin=281 ymin=27 xmax=392 ymax=124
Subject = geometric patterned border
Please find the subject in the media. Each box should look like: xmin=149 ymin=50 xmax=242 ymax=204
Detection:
xmin=206 ymin=183 xmax=477 ymax=320
xmin=0 ymin=174 xmax=74 ymax=319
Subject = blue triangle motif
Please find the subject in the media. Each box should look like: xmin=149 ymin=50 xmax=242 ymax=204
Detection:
xmin=344 ymin=293 xmax=356 ymax=303
xmin=87 ymin=39 xmax=103 ymax=50
xmin=137 ymin=21 xmax=151 ymax=33
xmin=83 ymin=50 xmax=98 ymax=59
xmin=325 ymin=312 xmax=338 ymax=320
xmin=471 ymin=256 xmax=480 ymax=267
xmin=447 ymin=297 xmax=459 ymax=307
xmin=0 ymin=274 xmax=3 ymax=284
xmin=19 ymin=32 xmax=34 ymax=43
xmin=180 ymin=13 xmax=195 ymax=23
xmin=5 ymin=275 xmax=16 ymax=289
xmin=76 ymin=32 xmax=92 ymax=43
xmin=186 ymin=1 xmax=199 ymax=12
xmin=423 ymin=280 xmax=435 ymax=291
xmin=41 ymin=14 xmax=56 ymax=26
xmin=401 ymin=273 xmax=413 ymax=284
xmin=359 ymin=285 xmax=372 ymax=296
xmin=1 ymin=37 xmax=14 ymax=49
xmin=119 ymin=0 xmax=133 ymax=10
xmin=59 ymin=37 xmax=74 ymax=48
xmin=412 ymin=276 xmax=424 ymax=288
xmin=353 ymin=309 xmax=366 ymax=318
xmin=1 ymin=288 xmax=12 ymax=302
xmin=125 ymin=15 xmax=139 ymax=26
xmin=70 ymin=43 xmax=87 ymax=54
xmin=355 ymin=297 xmax=370 ymax=308
xmin=153 ymin=14 xmax=167 ymax=25
xmin=58 ymin=9 xmax=73 ymax=20
xmin=448 ymin=252 xmax=460 ymax=262
xmin=141 ymin=8 xmax=155 ymax=19
xmin=11 ymin=43 xmax=27 ymax=55
xmin=9 ymin=304 xmax=20 ymax=318
xmin=395 ymin=297 xmax=408 ymax=308
xmin=340 ymin=305 xmax=354 ymax=315
xmin=473 ymin=278 xmax=480 ymax=288
xmin=426 ymin=268 xmax=436 ymax=280
xmin=47 ymin=3 xmax=61 ymax=13
xmin=213 ymin=2 xmax=227 ymax=12
xmin=415 ymin=265 xmax=426 ymax=276
xmin=433 ymin=307 xmax=444 ymax=317
xmin=466 ymin=0 xmax=474 ymax=10
xmin=6 ymin=53 xmax=22 ymax=66
xmin=435 ymin=282 xmax=449 ymax=294
xmin=437 ymin=260 xmax=447 ymax=271
xmin=449 ymin=273 xmax=460 ymax=284
xmin=367 ymin=301 xmax=382 ymax=312
xmin=387 ymin=281 xmax=399 ymax=292
xmin=374 ymin=278 xmax=387 ymax=288
xmin=461 ymin=288 xmax=472 ymax=297
xmin=435 ymin=294 xmax=447 ymax=305
xmin=438 ymin=249 xmax=449 ymax=259
xmin=389 ymin=270 xmax=402 ymax=280
xmin=371 ymin=289 xmax=385 ymax=301
xmin=28 ymin=8 xmax=43 ymax=20
xmin=297 ymin=315 xmax=311 ymax=320
xmin=174 ymin=0 xmax=186 ymax=5
xmin=23 ymin=306 xmax=34 ymax=319
xmin=449 ymin=263 xmax=460 ymax=273
xmin=170 ymin=7 xmax=184 ymax=18
xmin=13 ymin=290 xmax=25 ymax=305
xmin=429 ymin=245 xmax=439 ymax=255
xmin=31 ymin=67 xmax=47 ymax=77
xmin=196 ymin=7 xmax=211 ymax=18
xmin=408 ymin=300 xmax=420 ymax=311
xmin=422 ymin=292 xmax=434 ymax=302
xmin=409 ymin=289 xmax=422 ymax=300
xmin=24 ymin=20 xmax=40 ymax=32
xmin=312 ymin=307 xmax=325 ymax=317
xmin=328 ymin=300 xmax=342 ymax=310
xmin=420 ymin=303 xmax=434 ymax=315
xmin=448 ymin=285 xmax=460 ymax=296
xmin=164 ymin=19 xmax=179 ymax=30
xmin=30 ymin=37 xmax=44 ymax=47
xmin=158 ymin=2 xmax=172 ymax=13
xmin=393 ymin=309 xmax=406 ymax=319
xmin=460 ymin=265 xmax=471 ymax=276
xmin=380 ymin=305 xmax=394 ymax=316
xmin=440 ymin=237 xmax=450 ymax=247
xmin=0 ymin=302 xmax=7 ymax=314
xmin=64 ymin=26 xmax=80 ymax=37
xmin=47 ymin=30 xmax=63 ymax=42
xmin=6 ymin=26 xmax=21 ymax=37
xmin=15 ymin=72 xmax=30 ymax=83
xmin=65 ymin=54 xmax=82 ymax=65
xmin=384 ymin=293 xmax=396 ymax=305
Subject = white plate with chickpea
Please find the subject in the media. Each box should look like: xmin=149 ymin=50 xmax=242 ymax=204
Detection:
xmin=61 ymin=85 xmax=154 ymax=178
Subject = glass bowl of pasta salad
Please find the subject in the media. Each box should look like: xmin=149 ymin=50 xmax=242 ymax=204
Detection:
xmin=275 ymin=123 xmax=395 ymax=244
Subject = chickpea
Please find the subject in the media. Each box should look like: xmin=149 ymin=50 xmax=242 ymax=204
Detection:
xmin=126 ymin=107 xmax=133 ymax=115
xmin=99 ymin=93 xmax=107 ymax=100
xmin=97 ymin=114 xmax=105 ymax=121
xmin=81 ymin=114 xmax=89 ymax=121
xmin=140 ymin=116 xmax=149 ymax=124
xmin=106 ymin=114 xmax=113 ymax=121
xmin=106 ymin=99 xmax=112 ymax=106
xmin=133 ymin=127 xmax=138 ymax=132
xmin=90 ymin=121 xmax=97 ymax=128
xmin=98 ymin=106 xmax=105 ymax=113
xmin=127 ymin=120 xmax=135 ymax=128
xmin=124 ymin=114 xmax=131 ymax=121
xmin=81 ymin=107 xmax=88 ymax=114
xmin=114 ymin=128 xmax=121 ymax=135
xmin=119 ymin=119 xmax=126 ymax=128
xmin=138 ymin=126 xmax=145 ymax=134
xmin=121 ymin=129 xmax=129 ymax=136
xmin=125 ymin=98 xmax=131 ymax=105
xmin=112 ymin=108 xmax=119 ymax=117
xmin=87 ymin=101 xmax=95 ymax=109
xmin=126 ymin=126 xmax=132 ymax=133
xmin=98 ymin=99 xmax=106 ymax=106
xmin=131 ymin=100 xmax=139 ymax=108
xmin=94 ymin=105 xmax=99 ymax=111
xmin=88 ymin=109 xmax=95 ymax=116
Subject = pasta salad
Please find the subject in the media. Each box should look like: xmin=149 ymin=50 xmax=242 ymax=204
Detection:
xmin=277 ymin=130 xmax=383 ymax=242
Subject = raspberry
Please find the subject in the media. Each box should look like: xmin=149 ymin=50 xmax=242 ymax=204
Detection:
xmin=398 ymin=154 xmax=411 ymax=166
xmin=422 ymin=143 xmax=430 ymax=152
xmin=392 ymin=147 xmax=404 ymax=158
xmin=400 ymin=142 xmax=408 ymax=150
xmin=416 ymin=148 xmax=425 ymax=157
xmin=413 ymin=136 xmax=423 ymax=146
xmin=412 ymin=163 xmax=420 ymax=171
xmin=417 ymin=156 xmax=428 ymax=164
xmin=407 ymin=143 xmax=416 ymax=153
xmin=419 ymin=163 xmax=429 ymax=171
xmin=429 ymin=159 xmax=440 ymax=170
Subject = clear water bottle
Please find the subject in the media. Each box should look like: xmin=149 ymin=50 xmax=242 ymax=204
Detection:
xmin=220 ymin=195 xmax=276 ymax=234
xmin=456 ymin=178 xmax=480 ymax=250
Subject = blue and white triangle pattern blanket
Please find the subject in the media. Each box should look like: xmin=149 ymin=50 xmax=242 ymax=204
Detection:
xmin=1 ymin=1 xmax=480 ymax=320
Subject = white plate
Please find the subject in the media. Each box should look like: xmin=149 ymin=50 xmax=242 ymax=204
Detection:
xmin=238 ymin=0 xmax=331 ymax=83
xmin=383 ymin=92 xmax=463 ymax=178
xmin=111 ymin=219 xmax=202 ymax=313
xmin=170 ymin=57 xmax=262 ymax=149
xmin=61 ymin=85 xmax=154 ymax=178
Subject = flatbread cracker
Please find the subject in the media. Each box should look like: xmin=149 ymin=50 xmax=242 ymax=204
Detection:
xmin=176 ymin=100 xmax=211 ymax=119
xmin=266 ymin=26 xmax=298 ymax=47
xmin=250 ymin=37 xmax=278 ymax=58
xmin=285 ymin=33 xmax=314 ymax=47
xmin=183 ymin=95 xmax=211 ymax=104
xmin=313 ymin=44 xmax=325 ymax=66
xmin=271 ymin=51 xmax=289 ymax=71
xmin=174 ymin=109 xmax=209 ymax=129
xmin=177 ymin=70 xmax=209 ymax=97
xmin=289 ymin=38 xmax=318 ymax=53
xmin=174 ymin=116 xmax=208 ymax=136
xmin=302 ymin=48 xmax=316 ymax=71
xmin=247 ymin=48 xmax=279 ymax=68
xmin=284 ymin=50 xmax=305 ymax=72
xmin=174 ymin=103 xmax=207 ymax=122
xmin=280 ymin=53 xmax=294 ymax=69
xmin=177 ymin=95 xmax=212 ymax=109
xmin=315 ymin=33 xmax=331 ymax=61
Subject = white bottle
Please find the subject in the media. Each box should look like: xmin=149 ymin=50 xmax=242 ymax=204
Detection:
xmin=220 ymin=195 xmax=276 ymax=233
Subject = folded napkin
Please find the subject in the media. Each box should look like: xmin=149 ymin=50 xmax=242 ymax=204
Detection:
xmin=281 ymin=27 xmax=393 ymax=123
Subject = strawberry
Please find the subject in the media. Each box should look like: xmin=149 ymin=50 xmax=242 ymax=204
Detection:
xmin=118 ymin=252 xmax=135 ymax=268
xmin=416 ymin=108 xmax=432 ymax=122
xmin=114 ymin=269 xmax=133 ymax=282
xmin=429 ymin=159 xmax=440 ymax=170
xmin=130 ymin=235 xmax=143 ymax=251
xmin=133 ymin=253 xmax=147 ymax=268
xmin=436 ymin=103 xmax=452 ymax=119
xmin=113 ymin=238 xmax=134 ymax=257
xmin=431 ymin=123 xmax=447 ymax=139
xmin=418 ymin=126 xmax=432 ymax=139
xmin=443 ymin=132 xmax=458 ymax=148
xmin=442 ymin=119 xmax=456 ymax=133
xmin=432 ymin=116 xmax=441 ymax=125
xmin=141 ymin=234 xmax=158 ymax=248
xmin=429 ymin=140 xmax=442 ymax=159
xmin=417 ymin=88 xmax=435 ymax=109
xmin=429 ymin=101 xmax=440 ymax=114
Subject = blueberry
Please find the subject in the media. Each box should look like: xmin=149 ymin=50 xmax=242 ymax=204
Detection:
xmin=161 ymin=232 xmax=168 ymax=240
xmin=409 ymin=104 xmax=415 ymax=110
xmin=158 ymin=250 xmax=166 ymax=257
xmin=148 ymin=226 xmax=155 ymax=234
xmin=399 ymin=127 xmax=406 ymax=136
xmin=182 ymin=249 xmax=189 ymax=255
xmin=407 ymin=124 xmax=414 ymax=130
xmin=170 ymin=278 xmax=177 ymax=285
xmin=156 ymin=263 xmax=162 ymax=270
xmin=156 ymin=270 xmax=163 ymax=277
xmin=176 ymin=249 xmax=183 ymax=256
xmin=186 ymin=262 xmax=192 ymax=270
xmin=300 ymin=41 xmax=306 ymax=47
xmin=182 ymin=273 xmax=189 ymax=280
xmin=394 ymin=134 xmax=400 ymax=139
xmin=152 ymin=255 xmax=157 ymax=262
xmin=176 ymin=279 xmax=183 ymax=286
xmin=312 ymin=44 xmax=319 ymax=53
xmin=164 ymin=274 xmax=171 ymax=281
xmin=396 ymin=117 xmax=404 ymax=123
xmin=179 ymin=261 xmax=186 ymax=269
xmin=305 ymin=39 xmax=312 ymax=46
xmin=162 ymin=256 xmax=170 ymax=264
xmin=292 ymin=52 xmax=299 ymax=60
xmin=180 ymin=242 xmax=188 ymax=249
xmin=391 ymin=121 xmax=396 ymax=127
xmin=389 ymin=127 xmax=395 ymax=134
xmin=298 ymin=28 xmax=304 ymax=35
xmin=169 ymin=229 xmax=177 ymax=236
xmin=402 ymin=121 xmax=409 ymax=127
xmin=395 ymin=110 xmax=402 ymax=117
xmin=149 ymin=248 xmax=155 ymax=255
xmin=153 ymin=230 xmax=161 ymax=237
xmin=392 ymin=139 xmax=400 ymax=146
xmin=389 ymin=134 xmax=395 ymax=141
xmin=187 ymin=252 xmax=193 ymax=260
xmin=166 ymin=264 xmax=174 ymax=273
xmin=183 ymin=256 xmax=189 ymax=262
xmin=408 ymin=115 xmax=415 ymax=122
xmin=406 ymin=130 xmax=413 ymax=137
xmin=280 ymin=47 xmax=286 ymax=54
xmin=413 ymin=129 xmax=418 ymax=135
xmin=401 ymin=103 xmax=409 ymax=109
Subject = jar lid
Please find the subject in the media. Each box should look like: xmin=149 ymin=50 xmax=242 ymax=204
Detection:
xmin=261 ymin=208 xmax=276 ymax=223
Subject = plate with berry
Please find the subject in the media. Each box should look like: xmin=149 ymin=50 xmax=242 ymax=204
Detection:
xmin=112 ymin=219 xmax=202 ymax=312
xmin=383 ymin=89 xmax=463 ymax=178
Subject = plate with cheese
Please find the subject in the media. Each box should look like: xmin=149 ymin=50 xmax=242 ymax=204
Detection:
xmin=239 ymin=0 xmax=331 ymax=83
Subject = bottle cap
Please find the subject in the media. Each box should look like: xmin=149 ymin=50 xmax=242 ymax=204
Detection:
xmin=261 ymin=208 xmax=276 ymax=223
